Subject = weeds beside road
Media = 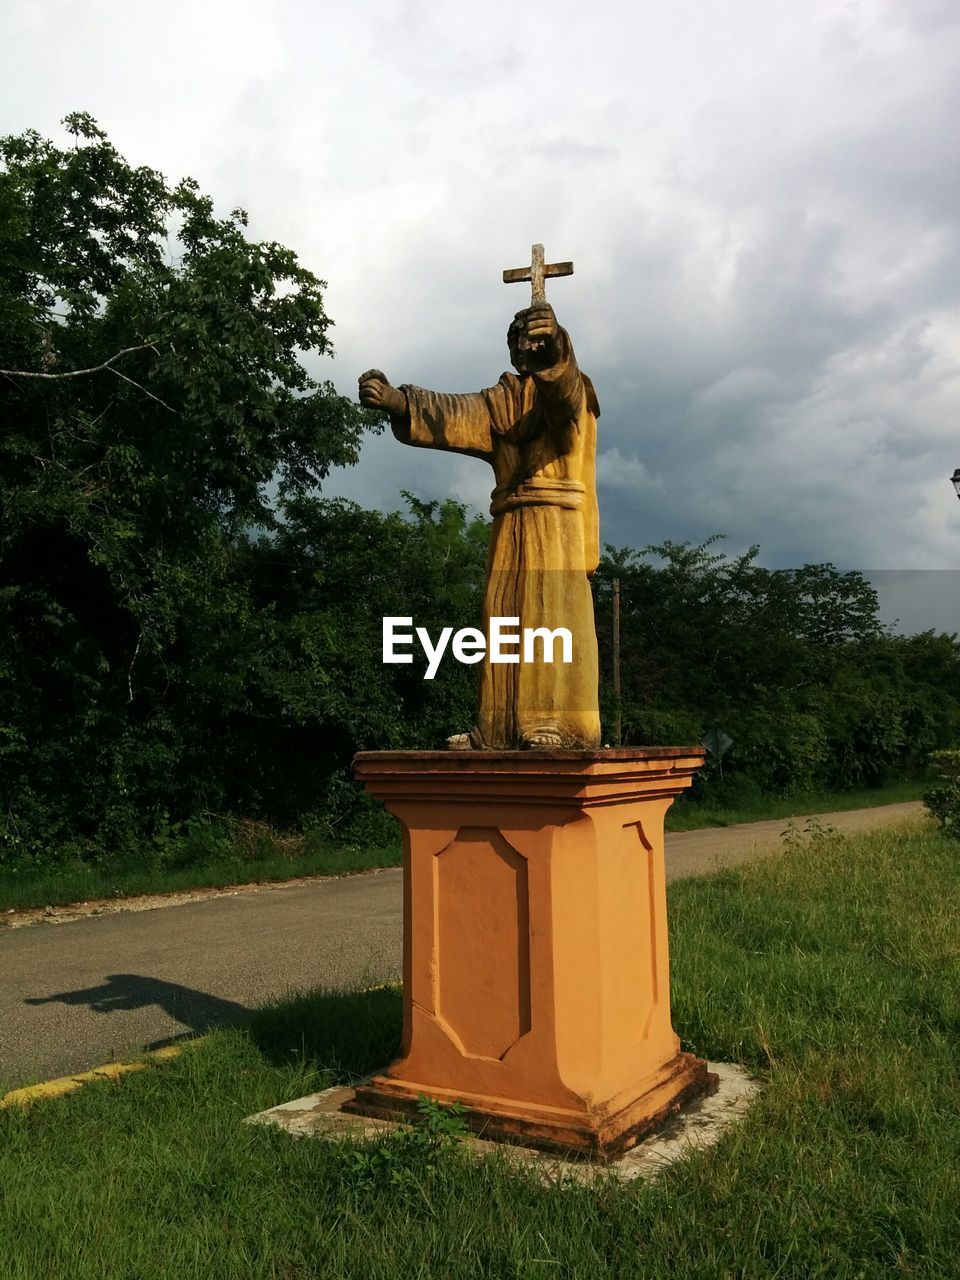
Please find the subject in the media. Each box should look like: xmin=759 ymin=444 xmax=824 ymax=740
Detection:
xmin=0 ymin=779 xmax=928 ymax=914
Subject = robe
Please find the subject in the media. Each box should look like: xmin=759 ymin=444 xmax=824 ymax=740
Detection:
xmin=391 ymin=328 xmax=601 ymax=750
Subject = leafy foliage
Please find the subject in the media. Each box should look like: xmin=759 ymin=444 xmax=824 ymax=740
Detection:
xmin=922 ymin=750 xmax=960 ymax=838
xmin=0 ymin=115 xmax=376 ymax=862
xmin=594 ymin=540 xmax=960 ymax=796
xmin=345 ymin=1096 xmax=470 ymax=1196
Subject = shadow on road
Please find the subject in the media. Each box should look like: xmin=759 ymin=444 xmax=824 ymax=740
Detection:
xmin=23 ymin=977 xmax=404 ymax=1078
xmin=25 ymin=973 xmax=250 ymax=1037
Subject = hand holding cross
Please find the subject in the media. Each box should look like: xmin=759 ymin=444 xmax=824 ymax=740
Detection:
xmin=359 ymin=245 xmax=575 ymax=412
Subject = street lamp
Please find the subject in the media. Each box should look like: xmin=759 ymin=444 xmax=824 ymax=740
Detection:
xmin=953 ymin=468 xmax=960 ymax=501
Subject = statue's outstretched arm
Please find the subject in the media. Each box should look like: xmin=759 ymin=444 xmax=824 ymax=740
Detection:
xmin=359 ymin=368 xmax=495 ymax=460
xmin=394 ymin=386 xmax=495 ymax=461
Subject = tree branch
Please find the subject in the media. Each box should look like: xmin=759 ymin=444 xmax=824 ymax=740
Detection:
xmin=127 ymin=630 xmax=143 ymax=704
xmin=1 ymin=343 xmax=155 ymax=379
xmin=107 ymin=367 xmax=178 ymax=414
xmin=0 ymin=343 xmax=179 ymax=414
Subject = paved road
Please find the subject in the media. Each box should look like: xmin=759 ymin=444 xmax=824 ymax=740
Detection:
xmin=0 ymin=801 xmax=922 ymax=1091
xmin=659 ymin=799 xmax=922 ymax=880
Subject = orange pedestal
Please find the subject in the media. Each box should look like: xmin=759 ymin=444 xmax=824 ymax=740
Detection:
xmin=347 ymin=748 xmax=716 ymax=1158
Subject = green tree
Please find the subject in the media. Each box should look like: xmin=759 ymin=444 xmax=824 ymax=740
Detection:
xmin=231 ymin=495 xmax=488 ymax=836
xmin=594 ymin=539 xmax=960 ymax=796
xmin=0 ymin=114 xmax=374 ymax=862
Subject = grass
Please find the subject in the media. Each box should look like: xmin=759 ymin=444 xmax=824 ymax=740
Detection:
xmin=0 ymin=840 xmax=401 ymax=914
xmin=2 ymin=821 xmax=959 ymax=1277
xmin=0 ymin=779 xmax=927 ymax=913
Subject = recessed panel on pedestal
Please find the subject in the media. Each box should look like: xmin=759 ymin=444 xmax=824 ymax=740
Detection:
xmin=628 ymin=819 xmax=661 ymax=1036
xmin=434 ymin=826 xmax=531 ymax=1060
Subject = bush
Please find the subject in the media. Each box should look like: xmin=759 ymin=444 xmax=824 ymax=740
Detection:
xmin=725 ymin=707 xmax=830 ymax=797
xmin=696 ymin=772 xmax=766 ymax=810
xmin=619 ymin=705 xmax=704 ymax=748
xmin=922 ymin=750 xmax=960 ymax=838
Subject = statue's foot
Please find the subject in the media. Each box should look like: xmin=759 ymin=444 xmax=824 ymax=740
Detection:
xmin=446 ymin=733 xmax=473 ymax=750
xmin=522 ymin=726 xmax=566 ymax=749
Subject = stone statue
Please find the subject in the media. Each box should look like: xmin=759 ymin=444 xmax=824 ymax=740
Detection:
xmin=359 ymin=245 xmax=601 ymax=750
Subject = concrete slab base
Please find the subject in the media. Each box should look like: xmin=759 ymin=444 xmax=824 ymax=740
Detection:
xmin=245 ymin=1061 xmax=760 ymax=1184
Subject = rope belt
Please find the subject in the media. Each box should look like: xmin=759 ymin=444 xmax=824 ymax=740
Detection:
xmin=490 ymin=478 xmax=585 ymax=516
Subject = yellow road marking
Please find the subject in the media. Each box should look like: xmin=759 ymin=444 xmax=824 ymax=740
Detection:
xmin=0 ymin=1043 xmax=191 ymax=1110
xmin=1 ymin=981 xmax=401 ymax=1111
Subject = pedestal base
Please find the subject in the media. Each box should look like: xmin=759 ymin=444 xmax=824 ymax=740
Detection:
xmin=347 ymin=1051 xmax=716 ymax=1159
xmin=349 ymin=748 xmax=712 ymax=1160
xmin=248 ymin=1063 xmax=759 ymax=1182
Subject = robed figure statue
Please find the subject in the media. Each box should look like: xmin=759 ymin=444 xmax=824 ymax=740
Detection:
xmin=359 ymin=298 xmax=601 ymax=750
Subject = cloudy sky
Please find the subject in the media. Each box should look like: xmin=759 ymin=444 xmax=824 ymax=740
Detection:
xmin=4 ymin=1 xmax=960 ymax=619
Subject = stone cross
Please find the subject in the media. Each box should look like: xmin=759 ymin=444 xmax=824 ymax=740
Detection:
xmin=503 ymin=243 xmax=574 ymax=305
